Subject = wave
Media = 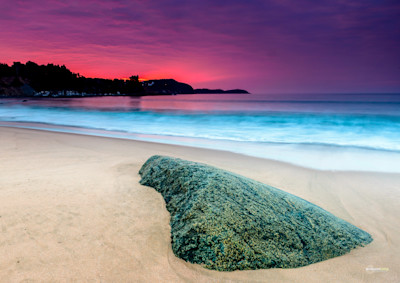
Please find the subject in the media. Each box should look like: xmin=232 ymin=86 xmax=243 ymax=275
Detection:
xmin=1 ymin=104 xmax=400 ymax=153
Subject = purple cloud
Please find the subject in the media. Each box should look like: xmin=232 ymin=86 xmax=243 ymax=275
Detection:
xmin=0 ymin=0 xmax=399 ymax=93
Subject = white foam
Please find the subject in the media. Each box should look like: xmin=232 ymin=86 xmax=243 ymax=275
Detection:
xmin=2 ymin=121 xmax=400 ymax=173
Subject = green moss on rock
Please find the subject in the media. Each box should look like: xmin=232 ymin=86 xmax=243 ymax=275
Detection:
xmin=139 ymin=155 xmax=372 ymax=271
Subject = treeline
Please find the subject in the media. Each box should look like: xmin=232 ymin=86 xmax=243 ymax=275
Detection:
xmin=0 ymin=61 xmax=143 ymax=95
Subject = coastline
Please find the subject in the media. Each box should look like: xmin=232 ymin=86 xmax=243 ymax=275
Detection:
xmin=0 ymin=126 xmax=399 ymax=282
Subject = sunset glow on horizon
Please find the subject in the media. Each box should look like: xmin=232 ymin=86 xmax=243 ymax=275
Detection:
xmin=0 ymin=0 xmax=399 ymax=93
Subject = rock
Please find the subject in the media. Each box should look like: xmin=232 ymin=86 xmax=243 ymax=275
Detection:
xmin=20 ymin=83 xmax=35 ymax=96
xmin=139 ymin=155 xmax=373 ymax=271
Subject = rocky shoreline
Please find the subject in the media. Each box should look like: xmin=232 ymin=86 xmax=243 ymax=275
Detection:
xmin=0 ymin=61 xmax=249 ymax=97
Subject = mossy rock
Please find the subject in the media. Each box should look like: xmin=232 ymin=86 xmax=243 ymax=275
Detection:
xmin=139 ymin=155 xmax=372 ymax=271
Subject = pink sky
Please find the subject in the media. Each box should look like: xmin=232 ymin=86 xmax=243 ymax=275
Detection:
xmin=0 ymin=0 xmax=399 ymax=93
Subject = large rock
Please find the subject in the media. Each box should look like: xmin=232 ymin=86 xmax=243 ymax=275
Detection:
xmin=139 ymin=155 xmax=372 ymax=271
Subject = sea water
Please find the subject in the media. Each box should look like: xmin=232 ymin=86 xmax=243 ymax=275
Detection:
xmin=1 ymin=93 xmax=400 ymax=172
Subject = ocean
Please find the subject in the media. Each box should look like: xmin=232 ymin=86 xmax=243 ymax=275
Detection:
xmin=1 ymin=93 xmax=400 ymax=172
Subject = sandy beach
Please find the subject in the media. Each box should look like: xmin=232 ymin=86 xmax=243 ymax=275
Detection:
xmin=0 ymin=126 xmax=399 ymax=282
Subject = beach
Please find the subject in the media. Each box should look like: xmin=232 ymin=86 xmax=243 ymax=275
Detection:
xmin=0 ymin=126 xmax=399 ymax=282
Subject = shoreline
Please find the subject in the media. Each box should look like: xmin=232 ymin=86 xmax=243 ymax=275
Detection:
xmin=0 ymin=126 xmax=399 ymax=282
xmin=1 ymin=121 xmax=400 ymax=174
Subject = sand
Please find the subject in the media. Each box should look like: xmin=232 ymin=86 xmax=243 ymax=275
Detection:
xmin=0 ymin=126 xmax=399 ymax=282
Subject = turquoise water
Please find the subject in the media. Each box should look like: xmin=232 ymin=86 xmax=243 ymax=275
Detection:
xmin=1 ymin=93 xmax=400 ymax=172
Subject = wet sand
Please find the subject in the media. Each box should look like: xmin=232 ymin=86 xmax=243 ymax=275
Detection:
xmin=0 ymin=126 xmax=399 ymax=282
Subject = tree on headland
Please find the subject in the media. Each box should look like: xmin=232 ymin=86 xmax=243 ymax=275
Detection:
xmin=129 ymin=75 xmax=139 ymax=82
xmin=0 ymin=61 xmax=144 ymax=97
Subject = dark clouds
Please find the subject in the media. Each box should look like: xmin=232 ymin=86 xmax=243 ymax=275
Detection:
xmin=0 ymin=0 xmax=399 ymax=92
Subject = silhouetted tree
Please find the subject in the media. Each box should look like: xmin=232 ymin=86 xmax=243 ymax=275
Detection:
xmin=0 ymin=61 xmax=144 ymax=96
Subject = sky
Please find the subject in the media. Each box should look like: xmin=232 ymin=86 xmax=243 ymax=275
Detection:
xmin=0 ymin=0 xmax=399 ymax=93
